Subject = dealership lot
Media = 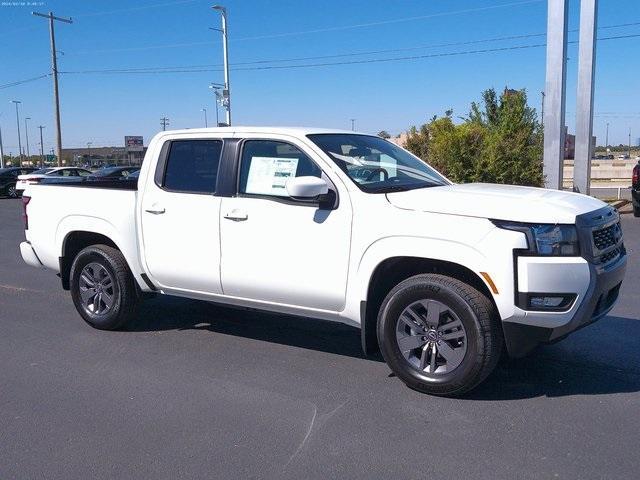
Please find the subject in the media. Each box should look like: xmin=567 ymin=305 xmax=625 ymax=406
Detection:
xmin=1 ymin=199 xmax=639 ymax=479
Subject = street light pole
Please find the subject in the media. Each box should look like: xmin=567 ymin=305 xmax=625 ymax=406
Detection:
xmin=605 ymin=122 xmax=609 ymax=148
xmin=38 ymin=125 xmax=45 ymax=167
xmin=350 ymin=119 xmax=356 ymax=131
xmin=32 ymin=11 xmax=73 ymax=167
xmin=201 ymin=108 xmax=208 ymax=127
xmin=25 ymin=117 xmax=31 ymax=159
xmin=87 ymin=142 xmax=92 ymax=166
xmin=212 ymin=5 xmax=231 ymax=126
xmin=11 ymin=100 xmax=22 ymax=159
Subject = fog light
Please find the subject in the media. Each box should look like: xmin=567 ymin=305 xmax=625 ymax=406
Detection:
xmin=530 ymin=296 xmax=564 ymax=308
xmin=526 ymin=294 xmax=576 ymax=311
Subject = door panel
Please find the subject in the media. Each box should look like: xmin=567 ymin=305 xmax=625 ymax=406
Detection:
xmin=219 ymin=138 xmax=352 ymax=311
xmin=220 ymin=197 xmax=351 ymax=310
xmin=140 ymin=138 xmax=224 ymax=294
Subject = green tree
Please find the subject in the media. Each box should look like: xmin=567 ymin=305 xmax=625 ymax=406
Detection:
xmin=405 ymin=88 xmax=543 ymax=186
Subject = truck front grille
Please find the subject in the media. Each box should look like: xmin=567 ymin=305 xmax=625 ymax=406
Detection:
xmin=592 ymin=222 xmax=621 ymax=251
xmin=599 ymin=246 xmax=623 ymax=265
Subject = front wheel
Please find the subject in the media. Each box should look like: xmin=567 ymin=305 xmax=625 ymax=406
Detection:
xmin=7 ymin=184 xmax=18 ymax=198
xmin=634 ymin=206 xmax=640 ymax=218
xmin=377 ymin=274 xmax=502 ymax=397
xmin=70 ymin=244 xmax=139 ymax=330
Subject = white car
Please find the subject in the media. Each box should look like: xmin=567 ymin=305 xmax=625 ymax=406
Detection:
xmin=18 ymin=127 xmax=626 ymax=396
xmin=15 ymin=167 xmax=92 ymax=191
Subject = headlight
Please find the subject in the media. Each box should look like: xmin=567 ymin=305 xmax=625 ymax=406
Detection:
xmin=492 ymin=220 xmax=580 ymax=256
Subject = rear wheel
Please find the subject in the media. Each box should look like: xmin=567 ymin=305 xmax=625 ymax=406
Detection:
xmin=634 ymin=206 xmax=640 ymax=217
xmin=70 ymin=244 xmax=139 ymax=330
xmin=377 ymin=274 xmax=502 ymax=397
xmin=7 ymin=184 xmax=17 ymax=198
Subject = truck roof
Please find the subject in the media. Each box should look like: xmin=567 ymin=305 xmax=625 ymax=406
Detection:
xmin=156 ymin=126 xmax=367 ymax=137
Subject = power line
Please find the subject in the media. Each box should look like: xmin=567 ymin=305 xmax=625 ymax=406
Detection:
xmin=4 ymin=28 xmax=639 ymax=89
xmin=58 ymin=32 xmax=640 ymax=75
xmin=74 ymin=0 xmax=203 ymax=17
xmin=0 ymin=74 xmax=50 ymax=90
xmin=59 ymin=20 xmax=640 ymax=74
xmin=228 ymin=0 xmax=544 ymax=42
xmin=67 ymin=0 xmax=544 ymax=55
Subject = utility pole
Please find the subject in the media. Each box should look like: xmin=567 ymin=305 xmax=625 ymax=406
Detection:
xmin=38 ymin=125 xmax=45 ymax=167
xmin=605 ymin=122 xmax=609 ymax=148
xmin=212 ymin=5 xmax=231 ymax=126
xmin=350 ymin=119 xmax=356 ymax=131
xmin=25 ymin=117 xmax=31 ymax=159
xmin=540 ymin=91 xmax=545 ymax=121
xmin=160 ymin=117 xmax=169 ymax=131
xmin=33 ymin=11 xmax=73 ymax=167
xmin=10 ymin=100 xmax=22 ymax=159
xmin=629 ymin=128 xmax=632 ymax=158
xmin=201 ymin=108 xmax=208 ymax=127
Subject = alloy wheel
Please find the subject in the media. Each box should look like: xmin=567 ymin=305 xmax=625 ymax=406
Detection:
xmin=395 ymin=299 xmax=467 ymax=375
xmin=79 ymin=262 xmax=115 ymax=315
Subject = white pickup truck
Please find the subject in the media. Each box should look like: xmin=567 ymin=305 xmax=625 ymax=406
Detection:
xmin=19 ymin=127 xmax=627 ymax=396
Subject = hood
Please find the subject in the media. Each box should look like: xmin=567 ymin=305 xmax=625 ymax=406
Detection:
xmin=386 ymin=183 xmax=606 ymax=224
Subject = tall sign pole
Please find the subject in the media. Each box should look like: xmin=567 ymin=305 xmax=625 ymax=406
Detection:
xmin=574 ymin=0 xmax=598 ymax=195
xmin=33 ymin=11 xmax=73 ymax=167
xmin=10 ymin=100 xmax=22 ymax=158
xmin=213 ymin=5 xmax=231 ymax=126
xmin=542 ymin=0 xmax=569 ymax=190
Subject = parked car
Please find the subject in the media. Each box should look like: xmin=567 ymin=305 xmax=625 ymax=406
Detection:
xmin=632 ymin=160 xmax=640 ymax=217
xmin=89 ymin=166 xmax=140 ymax=180
xmin=16 ymin=167 xmax=92 ymax=192
xmin=0 ymin=167 xmax=37 ymax=197
xmin=18 ymin=127 xmax=627 ymax=396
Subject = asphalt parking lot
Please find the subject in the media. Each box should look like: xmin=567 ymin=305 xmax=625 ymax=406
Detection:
xmin=1 ymin=198 xmax=638 ymax=480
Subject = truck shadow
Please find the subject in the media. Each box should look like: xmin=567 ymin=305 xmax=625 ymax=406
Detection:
xmin=129 ymin=298 xmax=640 ymax=399
xmin=469 ymin=315 xmax=640 ymax=400
xmin=129 ymin=295 xmax=375 ymax=361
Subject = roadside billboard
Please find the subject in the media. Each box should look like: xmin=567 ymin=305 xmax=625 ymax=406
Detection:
xmin=125 ymin=136 xmax=144 ymax=152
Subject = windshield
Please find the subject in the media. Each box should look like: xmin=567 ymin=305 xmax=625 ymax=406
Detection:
xmin=307 ymin=134 xmax=449 ymax=193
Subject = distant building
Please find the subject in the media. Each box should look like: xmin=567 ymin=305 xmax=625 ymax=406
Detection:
xmin=61 ymin=146 xmax=146 ymax=166
xmin=563 ymin=126 xmax=595 ymax=159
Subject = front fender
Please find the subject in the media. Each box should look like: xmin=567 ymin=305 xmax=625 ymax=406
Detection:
xmin=348 ymin=227 xmax=526 ymax=325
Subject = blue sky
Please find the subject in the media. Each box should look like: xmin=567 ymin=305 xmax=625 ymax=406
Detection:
xmin=1 ymin=0 xmax=639 ymax=154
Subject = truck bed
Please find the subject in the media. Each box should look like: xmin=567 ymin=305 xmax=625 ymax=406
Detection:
xmin=39 ymin=177 xmax=138 ymax=190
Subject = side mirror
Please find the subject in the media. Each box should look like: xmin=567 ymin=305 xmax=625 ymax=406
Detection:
xmin=285 ymin=176 xmax=329 ymax=199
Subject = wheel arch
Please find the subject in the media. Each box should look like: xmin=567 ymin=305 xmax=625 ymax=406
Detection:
xmin=59 ymin=230 xmax=121 ymax=290
xmin=360 ymin=255 xmax=499 ymax=356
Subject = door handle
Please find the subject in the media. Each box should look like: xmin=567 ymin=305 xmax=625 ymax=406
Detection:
xmin=145 ymin=207 xmax=166 ymax=215
xmin=224 ymin=209 xmax=248 ymax=221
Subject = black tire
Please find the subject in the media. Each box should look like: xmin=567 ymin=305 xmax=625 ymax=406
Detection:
xmin=70 ymin=244 xmax=139 ymax=330
xmin=377 ymin=274 xmax=502 ymax=397
xmin=634 ymin=206 xmax=640 ymax=218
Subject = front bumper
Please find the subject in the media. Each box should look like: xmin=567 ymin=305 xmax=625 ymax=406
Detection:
xmin=503 ymin=252 xmax=626 ymax=357
xmin=502 ymin=205 xmax=626 ymax=357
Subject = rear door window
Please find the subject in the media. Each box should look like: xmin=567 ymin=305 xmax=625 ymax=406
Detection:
xmin=162 ymin=140 xmax=222 ymax=194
